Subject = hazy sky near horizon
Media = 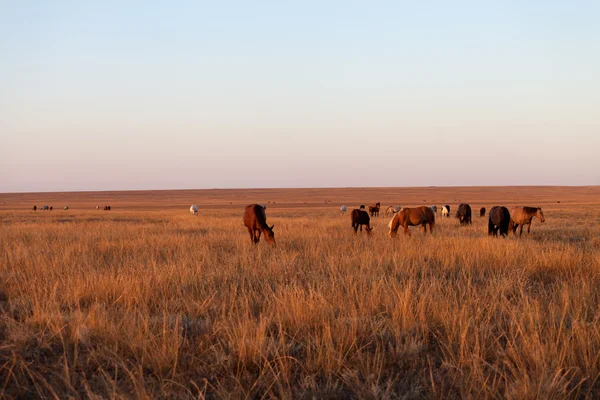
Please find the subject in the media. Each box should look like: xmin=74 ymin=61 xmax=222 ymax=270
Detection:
xmin=1 ymin=1 xmax=599 ymax=192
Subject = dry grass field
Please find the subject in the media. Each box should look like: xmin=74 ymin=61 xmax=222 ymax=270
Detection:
xmin=1 ymin=186 xmax=599 ymax=399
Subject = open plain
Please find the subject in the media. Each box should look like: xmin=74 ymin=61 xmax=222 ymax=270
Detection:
xmin=1 ymin=186 xmax=599 ymax=399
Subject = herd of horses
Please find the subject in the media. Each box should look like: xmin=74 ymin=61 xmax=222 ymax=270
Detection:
xmin=240 ymin=202 xmax=546 ymax=246
xmin=33 ymin=205 xmax=112 ymax=211
xmin=30 ymin=200 xmax=544 ymax=246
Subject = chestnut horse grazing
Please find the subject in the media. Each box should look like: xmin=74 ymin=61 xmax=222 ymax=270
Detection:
xmin=388 ymin=206 xmax=435 ymax=237
xmin=243 ymin=204 xmax=276 ymax=246
xmin=480 ymin=207 xmax=486 ymax=217
xmin=455 ymin=203 xmax=472 ymax=225
xmin=510 ymin=206 xmax=545 ymax=236
xmin=488 ymin=206 xmax=510 ymax=237
xmin=351 ymin=209 xmax=372 ymax=235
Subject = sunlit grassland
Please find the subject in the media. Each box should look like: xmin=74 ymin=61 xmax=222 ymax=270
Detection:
xmin=1 ymin=203 xmax=599 ymax=398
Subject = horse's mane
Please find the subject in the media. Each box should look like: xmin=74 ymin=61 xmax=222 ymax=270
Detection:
xmin=523 ymin=206 xmax=539 ymax=214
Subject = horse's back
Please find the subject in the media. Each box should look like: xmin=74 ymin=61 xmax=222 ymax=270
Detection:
xmin=401 ymin=206 xmax=434 ymax=225
xmin=244 ymin=204 xmax=266 ymax=229
xmin=490 ymin=206 xmax=510 ymax=225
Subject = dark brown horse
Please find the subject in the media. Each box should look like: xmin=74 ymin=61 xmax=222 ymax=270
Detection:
xmin=388 ymin=206 xmax=435 ymax=237
xmin=32 ymin=205 xmax=37 ymax=211
xmin=455 ymin=203 xmax=472 ymax=225
xmin=243 ymin=204 xmax=275 ymax=246
xmin=488 ymin=206 xmax=510 ymax=237
xmin=351 ymin=209 xmax=372 ymax=235
xmin=480 ymin=207 xmax=486 ymax=217
xmin=368 ymin=202 xmax=381 ymax=217
xmin=510 ymin=206 xmax=545 ymax=236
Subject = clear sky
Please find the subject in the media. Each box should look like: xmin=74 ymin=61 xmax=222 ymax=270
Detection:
xmin=1 ymin=1 xmax=599 ymax=192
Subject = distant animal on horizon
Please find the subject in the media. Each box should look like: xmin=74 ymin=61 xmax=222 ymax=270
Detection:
xmin=488 ymin=206 xmax=510 ymax=237
xmin=190 ymin=205 xmax=198 ymax=215
xmin=96 ymin=205 xmax=100 ymax=210
xmin=340 ymin=205 xmax=347 ymax=215
xmin=104 ymin=206 xmax=111 ymax=211
xmin=480 ymin=207 xmax=486 ymax=217
xmin=509 ymin=206 xmax=545 ymax=237
xmin=384 ymin=205 xmax=401 ymax=217
xmin=43 ymin=205 xmax=49 ymax=211
xmin=441 ymin=205 xmax=450 ymax=217
xmin=368 ymin=202 xmax=381 ymax=217
xmin=430 ymin=205 xmax=437 ymax=214
xmin=388 ymin=206 xmax=435 ymax=237
xmin=49 ymin=206 xmax=53 ymax=210
xmin=32 ymin=205 xmax=37 ymax=211
xmin=64 ymin=206 xmax=68 ymax=210
xmin=243 ymin=204 xmax=276 ymax=246
xmin=351 ymin=209 xmax=373 ymax=235
xmin=455 ymin=204 xmax=472 ymax=225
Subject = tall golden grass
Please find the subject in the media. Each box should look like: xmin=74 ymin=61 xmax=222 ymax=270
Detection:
xmin=1 ymin=189 xmax=599 ymax=398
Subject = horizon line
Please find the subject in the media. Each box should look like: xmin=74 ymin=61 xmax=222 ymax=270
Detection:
xmin=1 ymin=184 xmax=598 ymax=195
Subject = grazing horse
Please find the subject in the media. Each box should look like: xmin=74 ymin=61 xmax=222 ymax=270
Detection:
xmin=49 ymin=206 xmax=53 ymax=210
xmin=43 ymin=205 xmax=49 ymax=210
xmin=455 ymin=203 xmax=472 ymax=225
xmin=388 ymin=206 xmax=435 ymax=237
xmin=243 ymin=204 xmax=276 ymax=246
xmin=430 ymin=205 xmax=437 ymax=214
xmin=488 ymin=206 xmax=510 ymax=237
xmin=33 ymin=205 xmax=37 ymax=211
xmin=340 ymin=205 xmax=347 ymax=215
xmin=510 ymin=206 xmax=545 ymax=236
xmin=190 ymin=205 xmax=199 ymax=215
xmin=351 ymin=209 xmax=373 ymax=235
xmin=441 ymin=205 xmax=450 ymax=217
xmin=368 ymin=202 xmax=381 ymax=217
xmin=480 ymin=207 xmax=486 ymax=217
xmin=64 ymin=206 xmax=69 ymax=210
xmin=96 ymin=205 xmax=100 ymax=210
xmin=359 ymin=205 xmax=365 ymax=210
xmin=384 ymin=205 xmax=401 ymax=217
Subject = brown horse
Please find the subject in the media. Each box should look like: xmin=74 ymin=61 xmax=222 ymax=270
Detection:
xmin=510 ymin=206 xmax=545 ymax=236
xmin=488 ymin=206 xmax=510 ymax=237
xmin=243 ymin=204 xmax=276 ymax=246
xmin=351 ymin=209 xmax=373 ymax=235
xmin=368 ymin=202 xmax=381 ymax=217
xmin=455 ymin=203 xmax=472 ymax=225
xmin=388 ymin=206 xmax=435 ymax=237
xmin=480 ymin=207 xmax=486 ymax=217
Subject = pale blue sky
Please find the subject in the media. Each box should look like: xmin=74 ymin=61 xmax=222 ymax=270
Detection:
xmin=1 ymin=1 xmax=599 ymax=192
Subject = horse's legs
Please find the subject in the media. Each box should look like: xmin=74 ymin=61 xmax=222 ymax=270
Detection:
xmin=527 ymin=222 xmax=532 ymax=234
xmin=404 ymin=225 xmax=411 ymax=236
xmin=422 ymin=222 xmax=427 ymax=234
xmin=247 ymin=227 xmax=254 ymax=243
xmin=519 ymin=225 xmax=524 ymax=237
xmin=254 ymin=229 xmax=261 ymax=243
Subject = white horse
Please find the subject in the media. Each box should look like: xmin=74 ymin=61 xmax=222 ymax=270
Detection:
xmin=190 ymin=204 xmax=198 ymax=215
xmin=384 ymin=205 xmax=401 ymax=216
xmin=441 ymin=206 xmax=449 ymax=217
xmin=340 ymin=205 xmax=347 ymax=215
